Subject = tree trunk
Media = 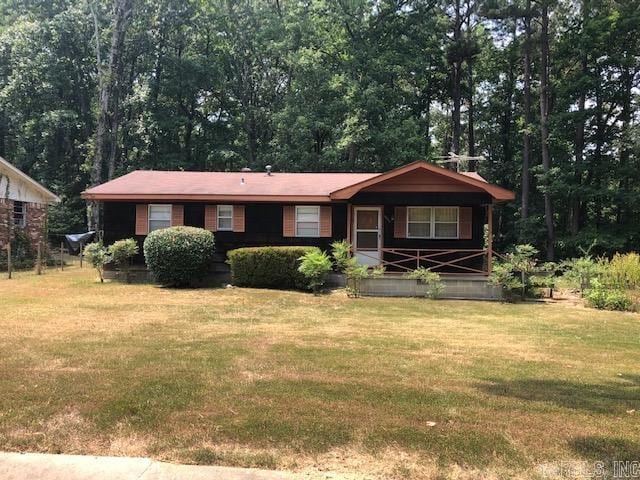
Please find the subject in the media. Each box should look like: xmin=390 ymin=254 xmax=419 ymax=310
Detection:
xmin=451 ymin=0 xmax=462 ymax=155
xmin=539 ymin=0 xmax=555 ymax=261
xmin=89 ymin=0 xmax=133 ymax=230
xmin=617 ymin=64 xmax=632 ymax=224
xmin=521 ymin=0 xmax=532 ymax=225
xmin=467 ymin=58 xmax=475 ymax=168
xmin=570 ymin=0 xmax=589 ymax=235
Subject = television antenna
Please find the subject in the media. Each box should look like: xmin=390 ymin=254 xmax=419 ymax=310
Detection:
xmin=434 ymin=152 xmax=487 ymax=171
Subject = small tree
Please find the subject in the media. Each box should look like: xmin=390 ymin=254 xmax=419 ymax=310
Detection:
xmin=489 ymin=244 xmax=554 ymax=300
xmin=298 ymin=249 xmax=333 ymax=293
xmin=84 ymin=242 xmax=110 ymax=283
xmin=330 ymin=240 xmax=351 ymax=272
xmin=108 ymin=238 xmax=139 ymax=283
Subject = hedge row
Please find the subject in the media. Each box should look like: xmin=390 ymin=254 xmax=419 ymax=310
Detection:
xmin=227 ymin=246 xmax=319 ymax=290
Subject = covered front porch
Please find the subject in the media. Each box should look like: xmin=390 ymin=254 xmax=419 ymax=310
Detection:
xmin=327 ymin=162 xmax=513 ymax=276
xmin=346 ymin=203 xmax=497 ymax=275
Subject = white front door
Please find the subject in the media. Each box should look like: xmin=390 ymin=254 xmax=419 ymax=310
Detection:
xmin=353 ymin=207 xmax=382 ymax=266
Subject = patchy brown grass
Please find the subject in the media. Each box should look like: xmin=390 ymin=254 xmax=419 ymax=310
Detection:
xmin=1 ymin=264 xmax=639 ymax=479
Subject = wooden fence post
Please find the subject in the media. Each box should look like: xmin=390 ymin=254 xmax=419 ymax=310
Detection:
xmin=36 ymin=242 xmax=42 ymax=275
xmin=60 ymin=242 xmax=64 ymax=271
xmin=6 ymin=242 xmax=11 ymax=279
xmin=79 ymin=241 xmax=83 ymax=268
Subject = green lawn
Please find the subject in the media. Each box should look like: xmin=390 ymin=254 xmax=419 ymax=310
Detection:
xmin=0 ymin=265 xmax=639 ymax=479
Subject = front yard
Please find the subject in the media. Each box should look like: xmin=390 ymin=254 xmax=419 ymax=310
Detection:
xmin=0 ymin=265 xmax=639 ymax=479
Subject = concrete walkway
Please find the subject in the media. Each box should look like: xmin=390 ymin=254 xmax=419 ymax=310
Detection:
xmin=0 ymin=452 xmax=294 ymax=480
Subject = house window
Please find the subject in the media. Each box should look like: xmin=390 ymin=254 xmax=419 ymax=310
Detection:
xmin=434 ymin=207 xmax=459 ymax=238
xmin=148 ymin=204 xmax=172 ymax=232
xmin=407 ymin=206 xmax=459 ymax=239
xmin=407 ymin=207 xmax=431 ymax=238
xmin=217 ymin=205 xmax=233 ymax=231
xmin=13 ymin=201 xmax=26 ymax=228
xmin=295 ymin=206 xmax=320 ymax=237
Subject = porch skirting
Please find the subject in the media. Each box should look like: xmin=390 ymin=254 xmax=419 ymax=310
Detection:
xmin=356 ymin=275 xmax=503 ymax=300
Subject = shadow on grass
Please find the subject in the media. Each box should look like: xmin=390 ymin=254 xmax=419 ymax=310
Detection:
xmin=570 ymin=436 xmax=640 ymax=463
xmin=477 ymin=375 xmax=640 ymax=414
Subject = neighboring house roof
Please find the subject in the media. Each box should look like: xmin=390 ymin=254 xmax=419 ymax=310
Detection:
xmin=82 ymin=161 xmax=515 ymax=203
xmin=0 ymin=156 xmax=60 ymax=204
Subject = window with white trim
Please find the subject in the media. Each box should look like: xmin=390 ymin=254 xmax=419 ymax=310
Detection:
xmin=295 ymin=206 xmax=320 ymax=237
xmin=217 ymin=205 xmax=233 ymax=231
xmin=13 ymin=201 xmax=26 ymax=228
xmin=407 ymin=206 xmax=459 ymax=239
xmin=148 ymin=204 xmax=172 ymax=232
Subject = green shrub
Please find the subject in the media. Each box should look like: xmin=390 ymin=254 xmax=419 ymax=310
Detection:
xmin=107 ymin=238 xmax=139 ymax=283
xmin=298 ymin=249 xmax=333 ymax=293
xmin=559 ymin=256 xmax=604 ymax=291
xmin=584 ymin=285 xmax=633 ymax=311
xmin=604 ymin=252 xmax=640 ymax=290
xmin=330 ymin=240 xmax=352 ymax=272
xmin=227 ymin=246 xmax=318 ymax=290
xmin=84 ymin=242 xmax=110 ymax=283
xmin=143 ymin=227 xmax=215 ymax=287
xmin=406 ymin=267 xmax=443 ymax=299
xmin=343 ymin=258 xmax=385 ymax=298
xmin=489 ymin=244 xmax=553 ymax=300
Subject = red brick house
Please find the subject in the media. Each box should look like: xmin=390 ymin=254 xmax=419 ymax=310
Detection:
xmin=83 ymin=161 xmax=514 ymax=275
xmin=0 ymin=156 xmax=60 ymax=252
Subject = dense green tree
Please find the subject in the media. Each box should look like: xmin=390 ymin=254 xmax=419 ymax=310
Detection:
xmin=0 ymin=0 xmax=637 ymax=257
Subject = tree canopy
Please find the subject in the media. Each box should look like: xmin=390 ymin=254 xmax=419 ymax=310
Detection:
xmin=0 ymin=0 xmax=638 ymax=258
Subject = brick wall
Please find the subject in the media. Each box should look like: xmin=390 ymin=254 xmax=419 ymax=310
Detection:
xmin=0 ymin=199 xmax=48 ymax=251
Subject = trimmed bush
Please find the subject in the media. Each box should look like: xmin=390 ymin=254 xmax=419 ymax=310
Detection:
xmin=108 ymin=238 xmax=139 ymax=283
xmin=143 ymin=227 xmax=215 ymax=287
xmin=227 ymin=246 xmax=319 ymax=290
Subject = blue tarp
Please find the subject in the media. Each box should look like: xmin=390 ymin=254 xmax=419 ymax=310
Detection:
xmin=65 ymin=231 xmax=96 ymax=255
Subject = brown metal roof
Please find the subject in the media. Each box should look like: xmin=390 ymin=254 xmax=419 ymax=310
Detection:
xmin=82 ymin=162 xmax=514 ymax=202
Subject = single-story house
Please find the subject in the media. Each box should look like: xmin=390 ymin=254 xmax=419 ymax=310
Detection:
xmin=0 ymin=156 xmax=60 ymax=251
xmin=82 ymin=161 xmax=514 ymax=275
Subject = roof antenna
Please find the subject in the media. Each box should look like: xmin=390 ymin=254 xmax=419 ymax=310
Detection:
xmin=434 ymin=152 xmax=486 ymax=172
xmin=265 ymin=165 xmax=272 ymax=176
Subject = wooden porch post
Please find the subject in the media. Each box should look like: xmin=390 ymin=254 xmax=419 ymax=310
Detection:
xmin=346 ymin=203 xmax=352 ymax=246
xmin=487 ymin=204 xmax=493 ymax=274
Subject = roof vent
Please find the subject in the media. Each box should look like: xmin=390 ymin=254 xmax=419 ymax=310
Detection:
xmin=240 ymin=167 xmax=252 ymax=172
xmin=265 ymin=165 xmax=272 ymax=176
xmin=240 ymin=177 xmax=245 ymax=185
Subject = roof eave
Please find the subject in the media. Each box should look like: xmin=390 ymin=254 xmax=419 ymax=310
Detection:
xmin=81 ymin=193 xmax=335 ymax=203
xmin=329 ymin=160 xmax=515 ymax=201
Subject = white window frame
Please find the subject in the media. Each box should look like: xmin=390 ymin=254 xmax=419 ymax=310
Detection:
xmin=406 ymin=206 xmax=459 ymax=240
xmin=148 ymin=204 xmax=172 ymax=232
xmin=295 ymin=205 xmax=320 ymax=237
xmin=13 ymin=201 xmax=26 ymax=228
xmin=217 ymin=205 xmax=234 ymax=231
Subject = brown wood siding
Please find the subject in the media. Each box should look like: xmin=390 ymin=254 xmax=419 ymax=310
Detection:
xmin=171 ymin=204 xmax=184 ymax=226
xmin=320 ymin=206 xmax=332 ymax=237
xmin=394 ymin=207 xmax=406 ymax=238
xmin=282 ymin=206 xmax=295 ymax=237
xmin=233 ymin=205 xmax=245 ymax=232
xmin=135 ymin=204 xmax=148 ymax=235
xmin=459 ymin=207 xmax=472 ymax=239
xmin=204 ymin=205 xmax=217 ymax=231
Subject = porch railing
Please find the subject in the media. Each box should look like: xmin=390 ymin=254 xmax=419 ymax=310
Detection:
xmin=356 ymin=248 xmax=498 ymax=275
